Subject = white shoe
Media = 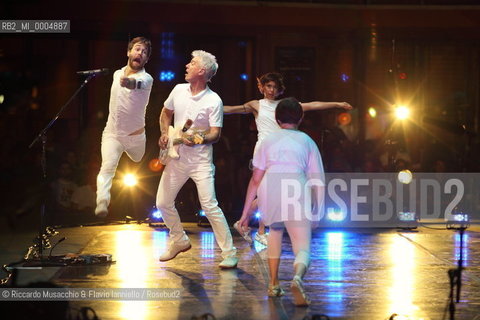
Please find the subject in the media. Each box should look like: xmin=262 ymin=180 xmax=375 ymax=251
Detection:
xmin=233 ymin=221 xmax=252 ymax=243
xmin=291 ymin=275 xmax=311 ymax=307
xmin=219 ymin=256 xmax=238 ymax=269
xmin=159 ymin=240 xmax=191 ymax=262
xmin=255 ymin=232 xmax=268 ymax=246
xmin=95 ymin=201 xmax=108 ymax=218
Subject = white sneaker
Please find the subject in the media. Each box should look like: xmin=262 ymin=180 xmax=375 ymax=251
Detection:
xmin=159 ymin=240 xmax=192 ymax=262
xmin=291 ymin=275 xmax=311 ymax=307
xmin=95 ymin=201 xmax=108 ymax=218
xmin=233 ymin=221 xmax=252 ymax=243
xmin=219 ymin=256 xmax=238 ymax=269
xmin=255 ymin=232 xmax=268 ymax=246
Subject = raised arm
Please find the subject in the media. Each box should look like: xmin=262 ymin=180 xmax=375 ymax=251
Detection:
xmin=224 ymin=100 xmax=259 ymax=115
xmin=301 ymin=101 xmax=353 ymax=112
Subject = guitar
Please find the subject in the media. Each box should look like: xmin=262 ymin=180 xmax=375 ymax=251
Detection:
xmin=159 ymin=119 xmax=207 ymax=164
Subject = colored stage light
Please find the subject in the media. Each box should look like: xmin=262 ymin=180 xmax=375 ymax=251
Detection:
xmin=148 ymin=158 xmax=164 ymax=172
xmin=340 ymin=73 xmax=350 ymax=83
xmin=446 ymin=209 xmax=469 ymax=230
xmin=337 ymin=112 xmax=351 ymax=126
xmin=151 ymin=208 xmax=163 ymax=221
xmin=326 ymin=208 xmax=345 ymax=222
xmin=159 ymin=71 xmax=175 ymax=82
xmin=254 ymin=211 xmax=261 ymax=219
xmin=240 ymin=73 xmax=249 ymax=81
xmin=368 ymin=107 xmax=377 ymax=118
xmin=123 ymin=173 xmax=137 ymax=187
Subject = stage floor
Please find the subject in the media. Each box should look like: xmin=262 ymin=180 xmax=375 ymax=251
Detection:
xmin=1 ymin=222 xmax=480 ymax=320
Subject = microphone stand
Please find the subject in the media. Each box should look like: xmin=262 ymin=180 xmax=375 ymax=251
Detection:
xmin=27 ymin=74 xmax=97 ymax=266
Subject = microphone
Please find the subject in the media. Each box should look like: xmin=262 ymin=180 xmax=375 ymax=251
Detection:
xmin=76 ymin=68 xmax=109 ymax=76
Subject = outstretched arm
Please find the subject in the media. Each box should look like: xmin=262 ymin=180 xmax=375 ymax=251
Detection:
xmin=301 ymin=101 xmax=353 ymax=112
xmin=224 ymin=100 xmax=259 ymax=115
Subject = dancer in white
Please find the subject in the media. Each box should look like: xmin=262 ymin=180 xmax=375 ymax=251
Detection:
xmin=237 ymin=97 xmax=325 ymax=306
xmin=225 ymin=72 xmax=351 ymax=244
xmin=95 ymin=37 xmax=153 ymax=217
xmin=156 ymin=50 xmax=238 ymax=269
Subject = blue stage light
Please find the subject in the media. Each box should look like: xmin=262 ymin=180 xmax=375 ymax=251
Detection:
xmin=159 ymin=71 xmax=175 ymax=82
xmin=341 ymin=73 xmax=350 ymax=83
xmin=151 ymin=208 xmax=163 ymax=221
xmin=240 ymin=73 xmax=248 ymax=81
xmin=326 ymin=208 xmax=345 ymax=222
xmin=254 ymin=211 xmax=261 ymax=220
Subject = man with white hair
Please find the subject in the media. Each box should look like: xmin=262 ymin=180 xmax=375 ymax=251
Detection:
xmin=156 ymin=50 xmax=238 ymax=268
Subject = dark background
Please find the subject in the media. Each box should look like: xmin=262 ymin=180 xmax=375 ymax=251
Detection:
xmin=2 ymin=0 xmax=480 ymax=225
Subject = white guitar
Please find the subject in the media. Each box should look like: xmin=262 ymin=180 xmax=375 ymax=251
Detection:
xmin=159 ymin=119 xmax=207 ymax=164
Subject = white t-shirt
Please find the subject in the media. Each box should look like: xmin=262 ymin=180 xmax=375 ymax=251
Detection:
xmin=164 ymin=83 xmax=223 ymax=163
xmin=104 ymin=66 xmax=153 ymax=136
xmin=253 ymin=129 xmax=325 ymax=225
xmin=253 ymin=99 xmax=280 ymax=156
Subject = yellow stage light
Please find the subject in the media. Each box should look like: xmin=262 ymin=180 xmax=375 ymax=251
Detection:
xmin=395 ymin=105 xmax=410 ymax=120
xmin=123 ymin=173 xmax=138 ymax=187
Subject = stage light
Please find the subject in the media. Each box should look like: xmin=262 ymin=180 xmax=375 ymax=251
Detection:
xmin=123 ymin=173 xmax=137 ymax=187
xmin=337 ymin=112 xmax=351 ymax=126
xmin=397 ymin=211 xmax=418 ymax=230
xmin=151 ymin=208 xmax=163 ymax=221
xmin=447 ymin=211 xmax=470 ymax=230
xmin=159 ymin=71 xmax=175 ymax=82
xmin=254 ymin=211 xmax=261 ymax=220
xmin=147 ymin=207 xmax=164 ymax=227
xmin=397 ymin=170 xmax=413 ymax=184
xmin=148 ymin=158 xmax=164 ymax=172
xmin=326 ymin=208 xmax=345 ymax=222
xmin=0 ymin=94 xmax=4 ymax=104
xmin=240 ymin=73 xmax=249 ymax=81
xmin=368 ymin=107 xmax=377 ymax=118
xmin=394 ymin=105 xmax=410 ymax=120
xmin=197 ymin=209 xmax=210 ymax=227
xmin=341 ymin=73 xmax=350 ymax=83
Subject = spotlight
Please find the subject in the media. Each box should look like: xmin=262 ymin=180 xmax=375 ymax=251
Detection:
xmin=326 ymin=207 xmax=345 ymax=222
xmin=394 ymin=105 xmax=410 ymax=120
xmin=397 ymin=170 xmax=413 ymax=184
xmin=148 ymin=207 xmax=164 ymax=227
xmin=447 ymin=210 xmax=470 ymax=230
xmin=368 ymin=107 xmax=377 ymax=118
xmin=196 ymin=209 xmax=210 ymax=227
xmin=397 ymin=211 xmax=418 ymax=230
xmin=337 ymin=112 xmax=351 ymax=126
xmin=341 ymin=73 xmax=350 ymax=82
xmin=123 ymin=173 xmax=137 ymax=187
xmin=254 ymin=211 xmax=261 ymax=220
xmin=159 ymin=70 xmax=175 ymax=82
xmin=240 ymin=73 xmax=249 ymax=81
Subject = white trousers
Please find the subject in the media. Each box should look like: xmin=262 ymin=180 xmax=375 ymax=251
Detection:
xmin=156 ymin=157 xmax=236 ymax=259
xmin=96 ymin=132 xmax=146 ymax=206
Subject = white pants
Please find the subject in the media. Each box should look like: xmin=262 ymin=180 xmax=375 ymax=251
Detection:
xmin=96 ymin=132 xmax=146 ymax=206
xmin=156 ymin=156 xmax=236 ymax=259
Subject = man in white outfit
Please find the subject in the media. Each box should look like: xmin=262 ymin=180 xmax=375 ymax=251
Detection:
xmin=95 ymin=37 xmax=153 ymax=217
xmin=156 ymin=50 xmax=238 ymax=269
